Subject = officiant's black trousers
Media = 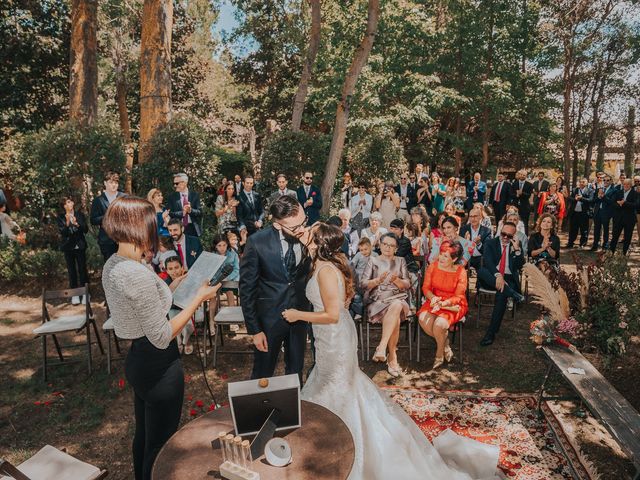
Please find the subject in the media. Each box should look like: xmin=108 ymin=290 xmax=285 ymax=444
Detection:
xmin=251 ymin=319 xmax=307 ymax=384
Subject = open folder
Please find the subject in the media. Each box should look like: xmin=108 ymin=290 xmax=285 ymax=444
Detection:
xmin=172 ymin=251 xmax=227 ymax=309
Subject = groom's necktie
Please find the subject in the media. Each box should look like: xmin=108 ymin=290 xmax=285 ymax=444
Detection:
xmin=284 ymin=239 xmax=297 ymax=282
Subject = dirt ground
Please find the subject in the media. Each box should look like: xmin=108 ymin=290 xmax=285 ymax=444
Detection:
xmin=1 ymin=241 xmax=639 ymax=479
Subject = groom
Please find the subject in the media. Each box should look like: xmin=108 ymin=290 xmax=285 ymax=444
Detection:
xmin=240 ymin=195 xmax=312 ymax=381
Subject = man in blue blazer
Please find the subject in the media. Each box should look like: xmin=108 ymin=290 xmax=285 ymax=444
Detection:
xmin=237 ymin=176 xmax=265 ymax=236
xmin=167 ymin=218 xmax=203 ymax=270
xmin=465 ymin=171 xmax=487 ymax=211
xmin=240 ymin=195 xmax=312 ymax=382
xmin=296 ymin=171 xmax=323 ymax=225
xmin=590 ymin=175 xmax=616 ymax=250
xmin=478 ymin=222 xmax=525 ymax=346
xmin=460 ymin=209 xmax=492 ymax=271
xmin=167 ymin=172 xmax=203 ymax=237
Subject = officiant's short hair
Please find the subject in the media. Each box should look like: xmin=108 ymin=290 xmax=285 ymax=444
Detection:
xmin=270 ymin=195 xmax=301 ymax=221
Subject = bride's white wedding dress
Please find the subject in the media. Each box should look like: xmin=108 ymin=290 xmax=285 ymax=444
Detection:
xmin=301 ymin=263 xmax=500 ymax=480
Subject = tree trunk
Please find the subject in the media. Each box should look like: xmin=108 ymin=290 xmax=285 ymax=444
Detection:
xmin=69 ymin=0 xmax=98 ymax=126
xmin=115 ymin=67 xmax=134 ymax=193
xmin=624 ymin=105 xmax=635 ymax=176
xmin=291 ymin=0 xmax=321 ymax=131
xmin=562 ymin=43 xmax=573 ymax=188
xmin=481 ymin=0 xmax=495 ymax=171
xmin=595 ymin=128 xmax=606 ymax=173
xmin=320 ymin=0 xmax=380 ymax=215
xmin=139 ymin=0 xmax=173 ymax=164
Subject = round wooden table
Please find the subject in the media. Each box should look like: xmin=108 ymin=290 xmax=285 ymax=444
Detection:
xmin=152 ymin=400 xmax=355 ymax=480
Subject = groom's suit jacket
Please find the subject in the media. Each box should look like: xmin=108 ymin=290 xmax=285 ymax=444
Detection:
xmin=240 ymin=226 xmax=311 ymax=336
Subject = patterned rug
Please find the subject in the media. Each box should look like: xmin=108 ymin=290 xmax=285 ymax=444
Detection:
xmin=385 ymin=387 xmax=592 ymax=480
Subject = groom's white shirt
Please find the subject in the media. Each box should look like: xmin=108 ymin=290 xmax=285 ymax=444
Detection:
xmin=279 ymin=230 xmax=302 ymax=265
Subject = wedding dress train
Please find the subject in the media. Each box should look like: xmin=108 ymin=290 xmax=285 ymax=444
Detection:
xmin=301 ymin=264 xmax=500 ymax=480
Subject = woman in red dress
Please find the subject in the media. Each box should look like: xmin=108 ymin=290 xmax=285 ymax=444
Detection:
xmin=417 ymin=240 xmax=468 ymax=370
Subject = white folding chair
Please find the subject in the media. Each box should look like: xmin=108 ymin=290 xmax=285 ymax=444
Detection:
xmin=0 ymin=445 xmax=107 ymax=480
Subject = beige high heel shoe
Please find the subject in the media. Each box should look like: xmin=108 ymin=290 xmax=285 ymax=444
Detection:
xmin=372 ymin=347 xmax=387 ymax=363
xmin=444 ymin=345 xmax=454 ymax=363
xmin=432 ymin=356 xmax=444 ymax=370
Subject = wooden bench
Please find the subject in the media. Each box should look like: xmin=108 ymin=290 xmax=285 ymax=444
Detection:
xmin=538 ymin=344 xmax=640 ymax=479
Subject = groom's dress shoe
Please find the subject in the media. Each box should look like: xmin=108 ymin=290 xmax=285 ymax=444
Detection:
xmin=480 ymin=334 xmax=494 ymax=347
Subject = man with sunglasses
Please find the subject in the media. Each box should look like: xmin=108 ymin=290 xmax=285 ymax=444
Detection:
xmin=167 ymin=172 xmax=202 ymax=237
xmin=478 ymin=222 xmax=525 ymax=347
xmin=296 ymin=171 xmax=323 ymax=225
xmin=240 ymin=195 xmax=312 ymax=382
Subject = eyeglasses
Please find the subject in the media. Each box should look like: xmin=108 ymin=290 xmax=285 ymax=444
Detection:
xmin=278 ymin=216 xmax=308 ymax=234
xmin=304 ymin=176 xmax=313 ymax=180
xmin=173 ymin=182 xmax=181 ymax=186
xmin=500 ymin=232 xmax=514 ymax=239
xmin=381 ymin=242 xmax=397 ymax=248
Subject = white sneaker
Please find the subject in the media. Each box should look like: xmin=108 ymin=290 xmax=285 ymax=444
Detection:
xmin=81 ymin=295 xmax=87 ymax=305
xmin=71 ymin=296 xmax=80 ymax=305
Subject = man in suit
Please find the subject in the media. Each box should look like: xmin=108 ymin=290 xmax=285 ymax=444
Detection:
xmin=296 ymin=171 xmax=323 ymax=225
xmin=167 ymin=172 xmax=202 ymax=237
xmin=90 ymin=170 xmax=126 ymax=261
xmin=460 ymin=208 xmax=492 ymax=271
xmin=478 ymin=222 xmax=525 ymax=346
xmin=566 ymin=177 xmax=594 ymax=248
xmin=590 ymin=175 xmax=616 ymax=251
xmin=237 ymin=176 xmax=265 ymax=236
xmin=388 ymin=219 xmax=419 ymax=273
xmin=240 ymin=195 xmax=312 ymax=382
xmin=167 ymin=218 xmax=202 ymax=270
xmin=267 ymin=174 xmax=297 ymax=210
xmin=610 ymin=178 xmax=638 ymax=256
xmin=490 ymin=172 xmax=511 ymax=225
xmin=394 ymin=173 xmax=416 ymax=220
xmin=341 ymin=172 xmax=357 ymax=209
xmin=465 ymin=171 xmax=487 ymax=211
xmin=614 ymin=173 xmax=626 ymax=191
xmin=510 ymin=169 xmax=534 ymax=234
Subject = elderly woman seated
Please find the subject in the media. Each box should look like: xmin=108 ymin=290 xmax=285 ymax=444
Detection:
xmin=418 ymin=240 xmax=468 ymax=369
xmin=428 ymin=216 xmax=473 ymax=266
xmin=361 ymin=232 xmax=411 ymax=378
xmin=528 ymin=213 xmax=560 ymax=276
xmin=350 ymin=211 xmax=387 ymax=256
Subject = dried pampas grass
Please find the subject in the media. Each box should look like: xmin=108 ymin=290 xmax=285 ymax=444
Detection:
xmin=523 ymin=263 xmax=568 ymax=323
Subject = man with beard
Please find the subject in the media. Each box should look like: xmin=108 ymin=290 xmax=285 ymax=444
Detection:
xmin=167 ymin=218 xmax=202 ymax=270
xmin=240 ymin=195 xmax=312 ymax=382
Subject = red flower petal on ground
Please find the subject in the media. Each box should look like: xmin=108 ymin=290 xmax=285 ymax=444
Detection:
xmin=189 ymin=409 xmax=197 ymax=416
xmin=187 ymin=394 xmax=193 ymax=401
xmin=52 ymin=391 xmax=62 ymax=396
xmin=208 ymin=404 xmax=216 ymax=411
xmin=220 ymin=373 xmax=229 ymax=380
xmin=34 ymin=401 xmax=41 ymax=406
xmin=43 ymin=401 xmax=51 ymax=406
xmin=118 ymin=379 xmax=125 ymax=389
xmin=195 ymin=400 xmax=204 ymax=408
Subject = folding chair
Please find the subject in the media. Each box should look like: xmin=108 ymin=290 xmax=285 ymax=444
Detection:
xmin=210 ymin=285 xmax=252 ymax=368
xmin=0 ymin=445 xmax=107 ymax=479
xmin=102 ymin=304 xmax=124 ymax=375
xmin=33 ymin=285 xmax=104 ymax=382
xmin=474 ymin=258 xmax=517 ymax=328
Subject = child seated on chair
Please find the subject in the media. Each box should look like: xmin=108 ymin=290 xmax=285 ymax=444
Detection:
xmin=163 ymin=255 xmax=195 ymax=354
xmin=349 ymin=237 xmax=378 ymax=317
xmin=213 ymin=234 xmax=240 ymax=307
xmin=153 ymin=235 xmax=177 ymax=280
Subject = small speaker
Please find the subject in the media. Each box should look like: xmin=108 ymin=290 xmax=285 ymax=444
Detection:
xmin=264 ymin=438 xmax=292 ymax=467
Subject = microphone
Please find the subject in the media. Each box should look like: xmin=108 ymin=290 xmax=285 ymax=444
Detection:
xmin=209 ymin=263 xmax=234 ymax=286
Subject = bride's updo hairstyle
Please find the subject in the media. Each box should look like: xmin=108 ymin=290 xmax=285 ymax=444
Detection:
xmin=311 ymin=223 xmax=355 ymax=301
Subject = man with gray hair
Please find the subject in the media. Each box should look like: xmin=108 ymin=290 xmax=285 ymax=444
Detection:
xmin=167 ymin=172 xmax=202 ymax=237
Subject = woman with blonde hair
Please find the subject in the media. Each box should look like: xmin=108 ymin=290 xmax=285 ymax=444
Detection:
xmin=147 ymin=188 xmax=170 ymax=237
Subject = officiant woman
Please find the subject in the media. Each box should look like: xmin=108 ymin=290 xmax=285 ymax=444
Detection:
xmin=101 ymin=196 xmax=219 ymax=480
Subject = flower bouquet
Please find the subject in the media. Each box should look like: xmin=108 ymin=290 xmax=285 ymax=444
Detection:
xmin=524 ymin=264 xmax=577 ymax=353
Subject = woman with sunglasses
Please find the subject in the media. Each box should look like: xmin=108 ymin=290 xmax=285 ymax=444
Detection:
xmin=361 ymin=232 xmax=411 ymax=377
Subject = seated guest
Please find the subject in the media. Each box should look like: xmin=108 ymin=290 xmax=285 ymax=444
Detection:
xmin=417 ymin=240 xmax=468 ymax=369
xmin=349 ymin=237 xmax=378 ymax=317
xmin=478 ymin=222 xmax=525 ymax=347
xmin=361 ymin=232 xmax=411 ymax=377
xmin=163 ymin=256 xmax=194 ymax=355
xmin=215 ymin=181 xmax=240 ymax=233
xmin=101 ymin=197 xmax=219 ymax=480
xmin=500 ymin=211 xmax=528 ymax=257
xmin=338 ymin=208 xmax=352 ymax=235
xmin=430 ymin=211 xmax=447 ymax=241
xmin=167 ymin=218 xmax=202 ymax=270
xmin=443 ymin=202 xmax=461 ymax=226
xmin=213 ymin=234 xmax=240 ymax=307
xmin=388 ymin=219 xmax=419 ymax=273
xmin=147 ymin=188 xmax=170 ymax=237
xmin=405 ymin=222 xmax=422 ymax=256
xmin=153 ymin=236 xmax=177 ymax=280
xmin=460 ymin=207 xmax=492 ymax=271
xmin=327 ymin=215 xmax=351 ymax=256
xmin=428 ymin=216 xmax=473 ymax=266
xmin=497 ymin=207 xmax=526 ymax=236
xmin=226 ymin=229 xmax=246 ymax=257
xmin=473 ymin=202 xmax=494 ymax=233
xmin=410 ymin=206 xmax=430 ymax=257
xmin=528 ymin=213 xmax=560 ymax=276
xmin=351 ymin=211 xmax=387 ymax=255
xmin=57 ymin=197 xmax=89 ymax=305
xmin=167 ymin=172 xmax=202 ymax=237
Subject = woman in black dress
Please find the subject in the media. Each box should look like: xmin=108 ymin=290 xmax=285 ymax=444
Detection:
xmin=528 ymin=213 xmax=560 ymax=276
xmin=57 ymin=197 xmax=89 ymax=304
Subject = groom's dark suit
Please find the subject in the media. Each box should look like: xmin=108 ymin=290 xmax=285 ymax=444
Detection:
xmin=240 ymin=226 xmax=311 ymax=381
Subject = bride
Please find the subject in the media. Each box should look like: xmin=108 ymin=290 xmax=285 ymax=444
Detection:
xmin=282 ymin=223 xmax=500 ymax=480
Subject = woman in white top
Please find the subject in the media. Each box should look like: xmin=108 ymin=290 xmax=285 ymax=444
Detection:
xmin=350 ymin=211 xmax=387 ymax=256
xmin=374 ymin=181 xmax=400 ymax=229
